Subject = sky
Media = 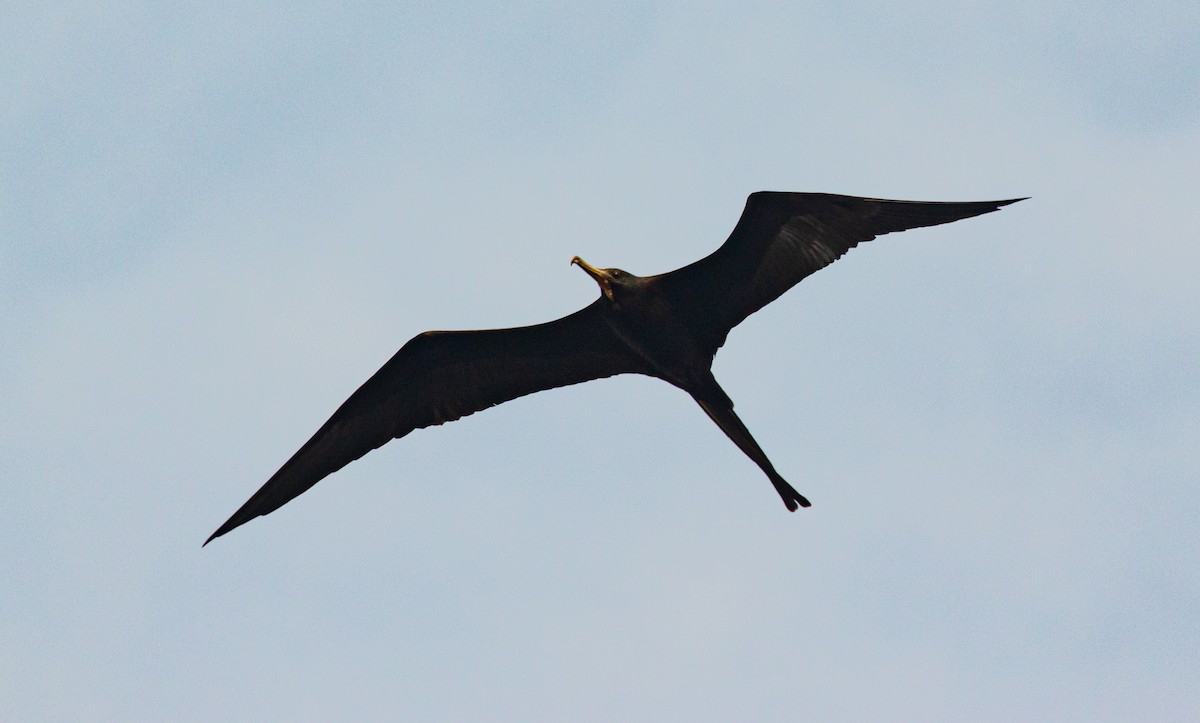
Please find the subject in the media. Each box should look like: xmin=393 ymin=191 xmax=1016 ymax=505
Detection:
xmin=3 ymin=2 xmax=1198 ymax=720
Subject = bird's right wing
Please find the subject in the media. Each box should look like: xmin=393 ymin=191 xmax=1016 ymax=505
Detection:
xmin=205 ymin=299 xmax=645 ymax=544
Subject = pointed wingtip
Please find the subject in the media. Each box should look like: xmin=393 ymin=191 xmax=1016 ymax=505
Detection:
xmin=203 ymin=512 xmax=248 ymax=547
xmin=997 ymin=197 xmax=1030 ymax=207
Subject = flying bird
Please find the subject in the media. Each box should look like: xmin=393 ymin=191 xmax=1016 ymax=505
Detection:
xmin=206 ymin=191 xmax=1023 ymax=544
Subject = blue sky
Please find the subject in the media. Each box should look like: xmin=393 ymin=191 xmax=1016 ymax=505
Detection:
xmin=3 ymin=2 xmax=1197 ymax=720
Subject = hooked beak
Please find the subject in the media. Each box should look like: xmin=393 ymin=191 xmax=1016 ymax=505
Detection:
xmin=571 ymin=256 xmax=613 ymax=300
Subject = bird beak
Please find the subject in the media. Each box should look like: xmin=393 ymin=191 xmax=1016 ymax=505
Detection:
xmin=571 ymin=256 xmax=613 ymax=299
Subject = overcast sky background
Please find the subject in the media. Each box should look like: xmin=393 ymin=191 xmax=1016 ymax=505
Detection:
xmin=3 ymin=2 xmax=1198 ymax=721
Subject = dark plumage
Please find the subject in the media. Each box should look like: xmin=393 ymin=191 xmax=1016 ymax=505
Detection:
xmin=206 ymin=191 xmax=1024 ymax=544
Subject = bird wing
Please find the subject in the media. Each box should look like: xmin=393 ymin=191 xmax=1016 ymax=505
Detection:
xmin=205 ymin=299 xmax=645 ymax=544
xmin=661 ymin=192 xmax=1025 ymax=350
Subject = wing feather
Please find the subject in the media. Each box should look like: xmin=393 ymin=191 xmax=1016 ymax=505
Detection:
xmin=205 ymin=299 xmax=643 ymax=543
xmin=662 ymin=192 xmax=1025 ymax=349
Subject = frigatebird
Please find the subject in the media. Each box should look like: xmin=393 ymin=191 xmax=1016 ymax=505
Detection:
xmin=206 ymin=191 xmax=1023 ymax=544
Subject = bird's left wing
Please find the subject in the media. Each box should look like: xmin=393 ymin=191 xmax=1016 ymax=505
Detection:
xmin=660 ymin=192 xmax=1025 ymax=350
xmin=205 ymin=299 xmax=645 ymax=544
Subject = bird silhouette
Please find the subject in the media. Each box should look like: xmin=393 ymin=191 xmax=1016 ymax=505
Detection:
xmin=206 ymin=191 xmax=1023 ymax=544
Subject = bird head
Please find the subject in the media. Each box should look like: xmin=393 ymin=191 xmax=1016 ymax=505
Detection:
xmin=571 ymin=256 xmax=641 ymax=306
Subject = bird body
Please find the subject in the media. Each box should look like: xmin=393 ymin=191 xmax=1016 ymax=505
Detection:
xmin=206 ymin=192 xmax=1023 ymax=545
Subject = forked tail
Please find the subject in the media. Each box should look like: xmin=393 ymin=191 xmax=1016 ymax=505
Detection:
xmin=692 ymin=381 xmax=811 ymax=511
